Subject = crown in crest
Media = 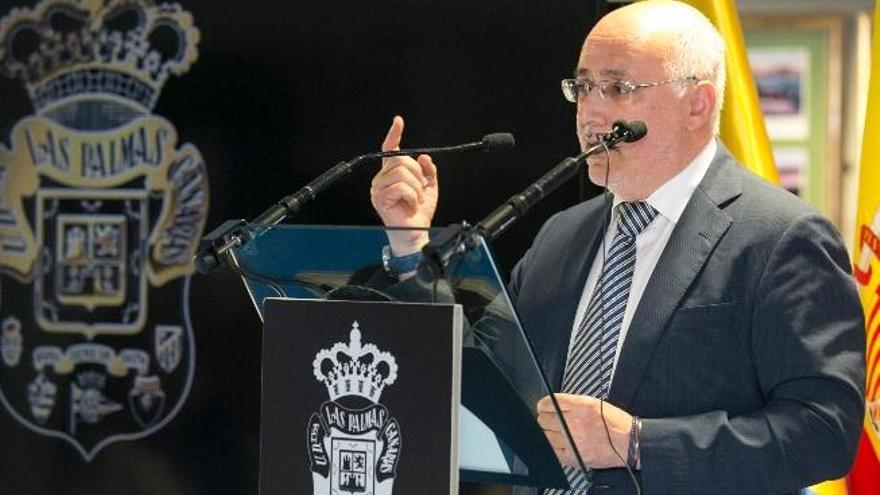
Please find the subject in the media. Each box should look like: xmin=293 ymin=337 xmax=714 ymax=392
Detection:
xmin=0 ymin=0 xmax=199 ymax=112
xmin=313 ymin=321 xmax=398 ymax=403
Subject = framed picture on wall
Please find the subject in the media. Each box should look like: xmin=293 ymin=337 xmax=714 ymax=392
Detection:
xmin=750 ymin=47 xmax=810 ymax=140
xmin=743 ymin=16 xmax=844 ymax=225
xmin=773 ymin=145 xmax=810 ymax=196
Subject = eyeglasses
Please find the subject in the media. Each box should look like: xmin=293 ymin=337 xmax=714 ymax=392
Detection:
xmin=560 ymin=76 xmax=698 ymax=103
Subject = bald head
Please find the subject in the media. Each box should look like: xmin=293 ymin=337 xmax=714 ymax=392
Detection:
xmin=596 ymin=0 xmax=710 ymax=37
xmin=590 ymin=0 xmax=726 ymax=133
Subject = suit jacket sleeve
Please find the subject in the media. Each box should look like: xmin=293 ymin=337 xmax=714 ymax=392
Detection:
xmin=638 ymin=212 xmax=866 ymax=494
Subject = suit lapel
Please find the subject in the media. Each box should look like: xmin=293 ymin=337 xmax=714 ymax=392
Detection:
xmin=608 ymin=145 xmax=743 ymax=408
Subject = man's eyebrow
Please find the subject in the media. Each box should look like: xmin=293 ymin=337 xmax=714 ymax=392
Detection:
xmin=573 ymin=68 xmax=629 ymax=79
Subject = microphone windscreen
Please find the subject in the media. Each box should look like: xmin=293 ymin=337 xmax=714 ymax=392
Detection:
xmin=481 ymin=133 xmax=516 ymax=153
xmin=623 ymin=121 xmax=647 ymax=142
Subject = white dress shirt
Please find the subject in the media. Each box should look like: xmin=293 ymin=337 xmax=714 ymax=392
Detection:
xmin=566 ymin=139 xmax=718 ymax=382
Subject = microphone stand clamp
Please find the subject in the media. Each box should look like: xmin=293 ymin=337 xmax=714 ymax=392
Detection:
xmin=419 ymin=222 xmax=481 ymax=281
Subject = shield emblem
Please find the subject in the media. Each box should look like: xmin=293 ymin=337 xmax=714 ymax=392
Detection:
xmin=128 ymin=375 xmax=167 ymax=428
xmin=36 ymin=188 xmax=149 ymax=336
xmin=333 ymin=438 xmax=376 ymax=495
xmin=155 ymin=325 xmax=184 ymax=374
xmin=1 ymin=317 xmax=23 ymax=367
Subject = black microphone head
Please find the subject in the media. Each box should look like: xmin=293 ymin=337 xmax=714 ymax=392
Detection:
xmin=623 ymin=120 xmax=647 ymax=142
xmin=611 ymin=120 xmax=648 ymax=143
xmin=481 ymin=133 xmax=516 ymax=153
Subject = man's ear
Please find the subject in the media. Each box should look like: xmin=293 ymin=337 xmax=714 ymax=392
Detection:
xmin=686 ymin=81 xmax=716 ymax=131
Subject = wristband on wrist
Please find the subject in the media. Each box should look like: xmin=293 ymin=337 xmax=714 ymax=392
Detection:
xmin=626 ymin=415 xmax=641 ymax=471
xmin=381 ymin=245 xmax=423 ymax=275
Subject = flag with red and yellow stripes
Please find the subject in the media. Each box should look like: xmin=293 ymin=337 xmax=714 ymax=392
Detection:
xmin=847 ymin=4 xmax=880 ymax=493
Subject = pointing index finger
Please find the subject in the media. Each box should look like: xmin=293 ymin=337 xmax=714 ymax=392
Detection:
xmin=382 ymin=115 xmax=405 ymax=152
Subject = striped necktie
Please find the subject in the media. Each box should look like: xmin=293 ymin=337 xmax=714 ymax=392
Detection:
xmin=546 ymin=201 xmax=658 ymax=495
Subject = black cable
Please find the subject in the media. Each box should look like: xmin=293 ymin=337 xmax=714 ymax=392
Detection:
xmin=222 ymin=249 xmax=342 ymax=300
xmin=224 ymin=249 xmax=287 ymax=299
xmin=427 ymin=229 xmax=469 ymax=304
xmin=599 ymin=399 xmax=641 ymax=495
xmin=594 ymin=146 xmax=641 ymax=495
xmin=446 ymin=244 xmax=467 ymax=296
xmin=556 ymin=145 xmax=616 ymax=493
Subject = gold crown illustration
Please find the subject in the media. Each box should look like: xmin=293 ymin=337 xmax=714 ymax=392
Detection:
xmin=0 ymin=0 xmax=199 ymax=111
xmin=313 ymin=322 xmax=398 ymax=403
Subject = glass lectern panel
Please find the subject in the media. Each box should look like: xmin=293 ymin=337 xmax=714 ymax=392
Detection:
xmin=230 ymin=225 xmax=581 ymax=489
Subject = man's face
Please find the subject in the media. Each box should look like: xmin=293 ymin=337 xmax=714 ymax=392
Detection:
xmin=575 ymin=31 xmax=691 ymax=200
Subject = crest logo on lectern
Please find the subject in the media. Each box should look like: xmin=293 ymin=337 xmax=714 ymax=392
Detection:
xmin=308 ymin=322 xmax=402 ymax=495
xmin=0 ymin=0 xmax=207 ymax=461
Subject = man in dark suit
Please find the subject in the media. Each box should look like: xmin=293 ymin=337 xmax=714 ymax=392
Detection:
xmin=369 ymin=1 xmax=865 ymax=493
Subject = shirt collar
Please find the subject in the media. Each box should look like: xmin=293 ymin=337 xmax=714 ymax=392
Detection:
xmin=612 ymin=139 xmax=717 ymax=225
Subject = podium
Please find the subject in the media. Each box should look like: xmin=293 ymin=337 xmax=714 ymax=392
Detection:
xmin=226 ymin=225 xmax=586 ymax=494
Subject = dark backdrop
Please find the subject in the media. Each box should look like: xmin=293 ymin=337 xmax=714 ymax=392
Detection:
xmin=0 ymin=1 xmax=607 ymax=493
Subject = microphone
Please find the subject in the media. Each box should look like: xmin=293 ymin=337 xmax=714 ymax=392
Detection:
xmin=481 ymin=133 xmax=517 ymax=154
xmin=476 ymin=120 xmax=646 ymax=240
xmin=372 ymin=133 xmax=515 ymax=160
xmin=195 ymin=132 xmax=515 ymax=274
xmin=251 ymin=132 xmax=515 ymax=227
xmin=419 ymin=121 xmax=646 ymax=277
xmin=608 ymin=120 xmax=647 ymax=143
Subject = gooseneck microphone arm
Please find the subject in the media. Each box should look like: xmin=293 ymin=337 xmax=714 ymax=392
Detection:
xmin=194 ymin=132 xmax=515 ymax=274
xmin=253 ymin=133 xmax=516 ymax=227
xmin=421 ymin=120 xmax=647 ymax=276
xmin=476 ymin=120 xmax=646 ymax=240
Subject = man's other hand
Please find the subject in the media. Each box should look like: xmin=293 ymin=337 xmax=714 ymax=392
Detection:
xmin=537 ymin=393 xmax=634 ymax=469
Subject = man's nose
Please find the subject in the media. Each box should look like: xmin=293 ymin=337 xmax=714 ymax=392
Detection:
xmin=577 ymin=95 xmax=609 ymax=128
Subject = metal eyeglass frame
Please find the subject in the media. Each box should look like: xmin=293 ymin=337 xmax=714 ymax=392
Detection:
xmin=560 ymin=76 xmax=699 ymax=103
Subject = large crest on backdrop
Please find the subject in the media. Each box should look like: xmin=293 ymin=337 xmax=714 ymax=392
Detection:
xmin=0 ymin=0 xmax=207 ymax=460
xmin=854 ymin=204 xmax=880 ymax=453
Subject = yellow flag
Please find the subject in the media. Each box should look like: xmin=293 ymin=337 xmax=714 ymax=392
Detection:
xmin=847 ymin=4 xmax=880 ymax=495
xmin=679 ymin=0 xmax=779 ymax=183
xmin=803 ymin=479 xmax=850 ymax=495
